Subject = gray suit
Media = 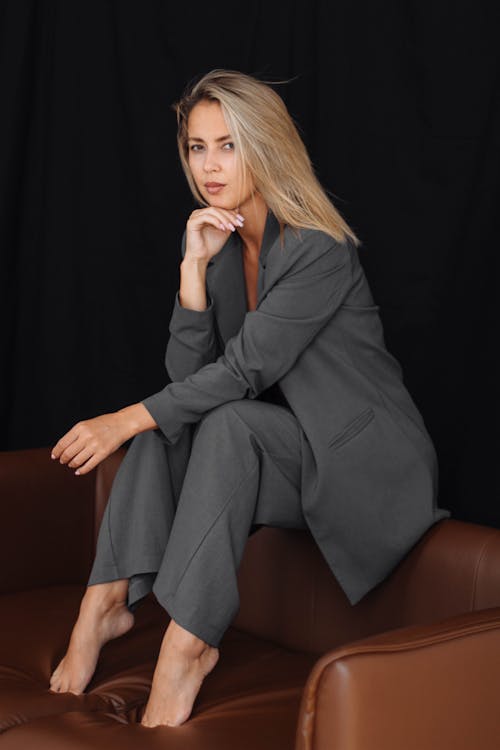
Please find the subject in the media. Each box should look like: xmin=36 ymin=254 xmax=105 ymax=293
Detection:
xmin=140 ymin=211 xmax=451 ymax=608
xmin=88 ymin=210 xmax=451 ymax=646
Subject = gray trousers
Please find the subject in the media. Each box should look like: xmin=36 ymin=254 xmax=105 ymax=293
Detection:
xmin=87 ymin=398 xmax=307 ymax=648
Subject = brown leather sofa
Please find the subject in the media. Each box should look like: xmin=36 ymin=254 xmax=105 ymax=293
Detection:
xmin=1 ymin=444 xmax=500 ymax=749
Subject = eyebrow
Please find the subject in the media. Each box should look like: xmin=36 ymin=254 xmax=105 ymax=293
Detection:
xmin=187 ymin=135 xmax=232 ymax=143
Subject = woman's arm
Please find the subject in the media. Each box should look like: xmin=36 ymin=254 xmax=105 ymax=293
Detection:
xmin=141 ymin=236 xmax=353 ymax=445
xmin=50 ymin=211 xmax=238 ymax=475
xmin=179 ymin=255 xmax=210 ymax=310
xmin=50 ymin=404 xmax=156 ymax=475
xmin=51 ymin=235 xmax=350 ymax=474
xmin=49 ymin=254 xmax=217 ymax=474
xmin=164 ymin=236 xmax=220 ymax=381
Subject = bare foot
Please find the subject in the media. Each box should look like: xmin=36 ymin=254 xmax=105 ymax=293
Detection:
xmin=140 ymin=618 xmax=219 ymax=727
xmin=49 ymin=580 xmax=134 ymax=695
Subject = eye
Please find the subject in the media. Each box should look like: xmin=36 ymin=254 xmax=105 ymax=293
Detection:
xmin=189 ymin=144 xmax=204 ymax=152
xmin=222 ymin=142 xmax=234 ymax=150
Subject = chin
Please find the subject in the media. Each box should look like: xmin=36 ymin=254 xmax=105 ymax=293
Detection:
xmin=207 ymin=197 xmax=237 ymax=210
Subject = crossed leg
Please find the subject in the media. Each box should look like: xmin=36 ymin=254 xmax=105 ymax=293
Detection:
xmin=49 ymin=398 xmax=306 ymax=727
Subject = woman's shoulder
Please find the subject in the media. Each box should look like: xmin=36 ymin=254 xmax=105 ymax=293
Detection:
xmin=281 ymin=225 xmax=352 ymax=269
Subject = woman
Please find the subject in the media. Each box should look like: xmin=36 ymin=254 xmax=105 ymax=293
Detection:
xmin=48 ymin=69 xmax=451 ymax=727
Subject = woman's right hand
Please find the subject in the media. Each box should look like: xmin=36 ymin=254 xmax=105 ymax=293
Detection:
xmin=185 ymin=207 xmax=245 ymax=264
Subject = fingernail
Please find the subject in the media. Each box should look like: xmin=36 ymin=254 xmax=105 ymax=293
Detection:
xmin=75 ymin=470 xmax=80 ymax=475
xmin=237 ymin=214 xmax=244 ymax=221
xmin=228 ymin=222 xmax=235 ymax=231
xmin=235 ymin=220 xmax=244 ymax=227
xmin=219 ymin=223 xmax=225 ymax=230
xmin=51 ymin=454 xmax=56 ymax=459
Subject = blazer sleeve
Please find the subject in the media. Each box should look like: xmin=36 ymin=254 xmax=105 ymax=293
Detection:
xmin=164 ymin=231 xmax=220 ymax=382
xmin=142 ymin=236 xmax=352 ymax=445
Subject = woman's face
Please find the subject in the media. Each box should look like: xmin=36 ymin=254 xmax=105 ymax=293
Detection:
xmin=186 ymin=99 xmax=255 ymax=210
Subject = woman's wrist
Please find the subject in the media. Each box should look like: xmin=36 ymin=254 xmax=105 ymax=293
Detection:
xmin=181 ymin=256 xmax=209 ymax=272
xmin=180 ymin=257 xmax=209 ymax=310
xmin=115 ymin=402 xmax=158 ymax=440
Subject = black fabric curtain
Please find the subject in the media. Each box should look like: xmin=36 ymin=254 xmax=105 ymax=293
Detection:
xmin=1 ymin=0 xmax=498 ymax=527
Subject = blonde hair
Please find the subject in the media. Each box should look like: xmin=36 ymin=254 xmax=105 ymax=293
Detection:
xmin=173 ymin=69 xmax=361 ymax=247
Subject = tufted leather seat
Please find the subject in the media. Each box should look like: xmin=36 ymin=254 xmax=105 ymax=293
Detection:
xmin=1 ymin=446 xmax=499 ymax=749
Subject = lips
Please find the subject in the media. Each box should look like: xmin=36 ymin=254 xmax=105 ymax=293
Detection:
xmin=205 ymin=182 xmax=226 ymax=195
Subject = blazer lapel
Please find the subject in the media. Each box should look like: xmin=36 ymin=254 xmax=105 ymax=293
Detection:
xmin=256 ymin=209 xmax=281 ymax=306
xmin=206 ymin=210 xmax=282 ymax=346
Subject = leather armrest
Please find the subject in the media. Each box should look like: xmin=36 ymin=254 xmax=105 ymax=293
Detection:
xmin=0 ymin=447 xmax=97 ymax=594
xmin=295 ymin=606 xmax=500 ymax=750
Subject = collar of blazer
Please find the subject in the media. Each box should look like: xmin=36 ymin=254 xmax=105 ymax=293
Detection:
xmin=205 ymin=209 xmax=282 ymax=345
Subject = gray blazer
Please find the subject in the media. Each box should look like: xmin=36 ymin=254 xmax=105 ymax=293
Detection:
xmin=142 ymin=211 xmax=451 ymax=606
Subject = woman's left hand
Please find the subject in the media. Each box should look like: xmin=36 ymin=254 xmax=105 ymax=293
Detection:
xmin=51 ymin=412 xmax=131 ymax=475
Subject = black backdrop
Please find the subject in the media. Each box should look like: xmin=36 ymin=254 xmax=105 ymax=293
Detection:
xmin=1 ymin=0 xmax=499 ymax=527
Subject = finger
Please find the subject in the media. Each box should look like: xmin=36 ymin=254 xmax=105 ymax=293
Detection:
xmin=191 ymin=207 xmax=243 ymax=222
xmin=207 ymin=207 xmax=245 ymax=229
xmin=190 ymin=208 xmax=244 ymax=231
xmin=217 ymin=208 xmax=245 ymax=226
xmin=188 ymin=210 xmax=231 ymax=232
xmin=67 ymin=446 xmax=94 ymax=469
xmin=74 ymin=452 xmax=103 ymax=476
xmin=51 ymin=426 xmax=83 ymax=460
xmin=59 ymin=437 xmax=89 ymax=465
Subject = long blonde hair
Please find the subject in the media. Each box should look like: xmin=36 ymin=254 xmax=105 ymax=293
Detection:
xmin=173 ymin=69 xmax=361 ymax=247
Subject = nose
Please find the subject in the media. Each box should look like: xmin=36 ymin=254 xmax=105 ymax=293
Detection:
xmin=203 ymin=147 xmax=221 ymax=173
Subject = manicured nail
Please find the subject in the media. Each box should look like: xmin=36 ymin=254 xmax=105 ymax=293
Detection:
xmin=228 ymin=222 xmax=235 ymax=231
xmin=237 ymin=214 xmax=244 ymax=221
xmin=235 ymin=220 xmax=244 ymax=227
xmin=219 ymin=223 xmax=225 ymax=230
xmin=75 ymin=470 xmax=80 ymax=475
xmin=51 ymin=453 xmax=56 ymax=459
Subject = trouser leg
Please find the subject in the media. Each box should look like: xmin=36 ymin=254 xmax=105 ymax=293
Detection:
xmin=151 ymin=399 xmax=307 ymax=648
xmin=87 ymin=424 xmax=193 ymax=609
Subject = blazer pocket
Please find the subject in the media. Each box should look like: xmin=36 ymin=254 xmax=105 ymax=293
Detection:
xmin=341 ymin=304 xmax=380 ymax=311
xmin=327 ymin=407 xmax=375 ymax=450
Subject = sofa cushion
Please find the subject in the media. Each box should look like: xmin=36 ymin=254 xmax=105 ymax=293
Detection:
xmin=0 ymin=585 xmax=317 ymax=747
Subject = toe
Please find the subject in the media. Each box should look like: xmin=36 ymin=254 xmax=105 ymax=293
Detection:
xmin=50 ymin=659 xmax=64 ymax=679
xmin=49 ymin=673 xmax=59 ymax=687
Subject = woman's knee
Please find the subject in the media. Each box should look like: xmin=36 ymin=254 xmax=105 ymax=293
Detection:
xmin=125 ymin=428 xmax=168 ymax=457
xmin=195 ymin=400 xmax=253 ymax=438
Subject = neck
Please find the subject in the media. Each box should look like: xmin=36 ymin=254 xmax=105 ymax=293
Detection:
xmin=236 ymin=193 xmax=269 ymax=257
